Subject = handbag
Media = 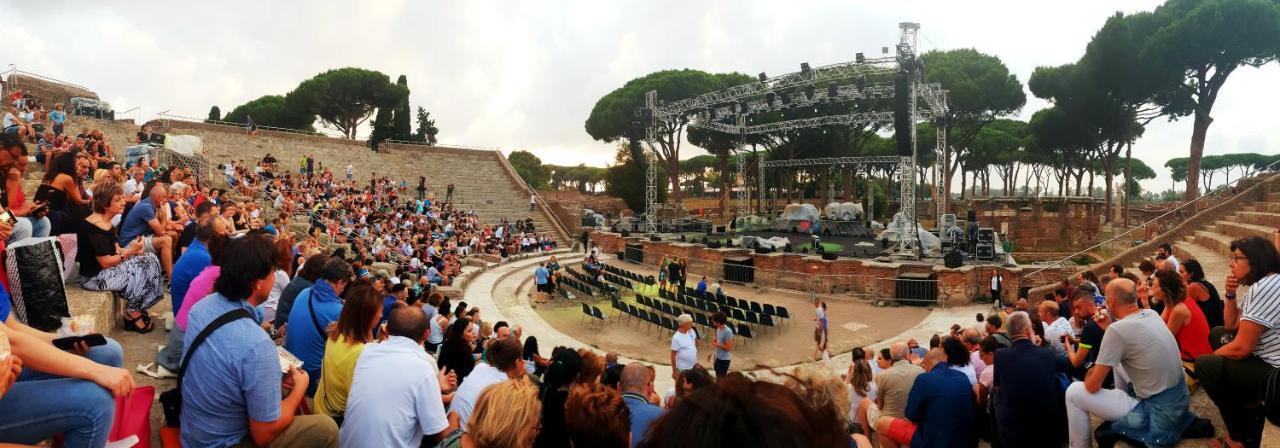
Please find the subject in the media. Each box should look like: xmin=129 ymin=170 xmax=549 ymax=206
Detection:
xmin=4 ymin=236 xmax=70 ymax=331
xmin=110 ymin=385 xmax=155 ymax=448
xmin=159 ymin=308 xmax=252 ymax=427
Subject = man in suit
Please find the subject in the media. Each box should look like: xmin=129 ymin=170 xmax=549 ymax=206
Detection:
xmin=993 ymin=311 xmax=1068 ymax=447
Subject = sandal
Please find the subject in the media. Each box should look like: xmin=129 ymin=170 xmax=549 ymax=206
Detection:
xmin=123 ymin=312 xmax=155 ymax=334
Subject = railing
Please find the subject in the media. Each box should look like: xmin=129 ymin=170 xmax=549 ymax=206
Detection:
xmin=156 ymin=112 xmax=329 ymax=137
xmin=1022 ymin=159 xmax=1280 ymax=285
xmin=491 ymin=150 xmax=576 ymax=245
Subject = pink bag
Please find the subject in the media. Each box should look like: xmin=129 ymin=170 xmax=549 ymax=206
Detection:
xmin=110 ymin=385 xmax=155 ymax=448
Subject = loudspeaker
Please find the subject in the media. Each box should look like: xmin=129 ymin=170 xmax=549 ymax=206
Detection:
xmin=650 ymin=235 xmax=662 ymax=242
xmin=894 ymin=71 xmax=912 ymax=157
xmin=149 ymin=133 xmax=165 ymax=145
xmin=755 ymin=246 xmax=774 ymax=254
xmin=707 ymin=241 xmax=722 ymax=249
xmin=619 ymin=229 xmax=630 ymax=237
xmin=944 ymin=250 xmax=963 ymax=269
xmin=967 ymin=210 xmax=977 ymax=223
xmin=821 ymin=252 xmax=838 ymax=261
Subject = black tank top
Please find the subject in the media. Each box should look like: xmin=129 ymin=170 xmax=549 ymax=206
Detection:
xmin=1194 ymin=278 xmax=1225 ymax=329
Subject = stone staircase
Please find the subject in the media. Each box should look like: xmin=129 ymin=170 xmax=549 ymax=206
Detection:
xmin=1031 ymin=173 xmax=1280 ymax=297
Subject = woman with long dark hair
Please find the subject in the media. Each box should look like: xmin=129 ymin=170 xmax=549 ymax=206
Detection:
xmin=1155 ymin=269 xmax=1211 ymax=361
xmin=437 ymin=318 xmax=476 ymax=380
xmin=1181 ymin=259 xmax=1224 ymax=329
xmin=274 ymin=253 xmax=329 ymax=330
xmin=38 ymin=149 xmax=91 ymax=235
xmin=523 ymin=336 xmax=549 ymax=378
xmin=314 ymin=280 xmax=382 ymax=419
xmin=1195 ymin=236 xmax=1280 ymax=448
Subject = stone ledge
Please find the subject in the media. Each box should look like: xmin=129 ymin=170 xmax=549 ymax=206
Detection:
xmin=64 ymin=284 xmax=121 ymax=338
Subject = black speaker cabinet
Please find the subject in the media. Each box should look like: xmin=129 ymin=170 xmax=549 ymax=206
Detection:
xmin=821 ymin=252 xmax=838 ymax=261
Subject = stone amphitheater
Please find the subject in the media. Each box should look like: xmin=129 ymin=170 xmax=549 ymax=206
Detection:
xmin=21 ymin=110 xmax=1280 ymax=447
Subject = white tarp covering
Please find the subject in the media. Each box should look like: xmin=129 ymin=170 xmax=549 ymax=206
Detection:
xmin=823 ymin=202 xmax=864 ymax=221
xmin=733 ymin=235 xmax=791 ymax=250
xmin=877 ymin=212 xmax=942 ymax=256
xmin=780 ymin=203 xmax=820 ymax=222
xmin=163 ymin=134 xmax=203 ymax=157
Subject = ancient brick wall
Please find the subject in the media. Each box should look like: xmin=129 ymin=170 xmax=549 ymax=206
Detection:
xmin=950 ymin=197 xmax=1103 ymax=252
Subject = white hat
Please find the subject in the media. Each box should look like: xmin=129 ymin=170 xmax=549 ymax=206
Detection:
xmin=677 ymin=314 xmax=693 ymax=325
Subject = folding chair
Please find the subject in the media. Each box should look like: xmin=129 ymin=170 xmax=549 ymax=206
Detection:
xmin=760 ymin=313 xmax=775 ymax=333
xmin=737 ymin=323 xmax=754 ymax=348
xmin=750 ymin=301 xmax=763 ymax=314
xmin=580 ymin=303 xmax=592 ymax=324
xmin=763 ymin=303 xmax=777 ymax=317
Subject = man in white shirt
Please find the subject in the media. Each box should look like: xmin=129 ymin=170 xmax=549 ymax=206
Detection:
xmin=341 ymin=304 xmax=457 ymax=448
xmin=445 ymin=337 xmax=525 ymax=434
xmin=670 ymin=314 xmax=697 ymax=380
xmin=1158 ymin=243 xmax=1180 ymax=273
xmin=990 ymin=270 xmax=1004 ymax=304
xmin=1038 ymin=300 xmax=1075 ymax=357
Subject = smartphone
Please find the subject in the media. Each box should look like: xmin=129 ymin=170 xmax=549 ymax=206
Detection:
xmin=0 ymin=210 xmax=14 ymax=225
xmin=52 ymin=333 xmax=107 ymax=350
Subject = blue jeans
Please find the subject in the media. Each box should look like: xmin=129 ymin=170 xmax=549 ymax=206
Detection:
xmin=0 ymin=338 xmax=123 ymax=447
xmin=5 ymin=216 xmax=49 ymax=245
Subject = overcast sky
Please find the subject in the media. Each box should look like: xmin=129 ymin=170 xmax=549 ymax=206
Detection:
xmin=3 ymin=0 xmax=1277 ymax=193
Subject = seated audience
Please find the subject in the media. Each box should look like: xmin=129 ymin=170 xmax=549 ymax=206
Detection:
xmin=438 ymin=318 xmax=478 ymax=380
xmin=341 ymin=303 xmax=458 ymax=447
xmin=0 ymin=135 xmax=50 ymax=243
xmin=1065 ymin=278 xmax=1193 ymax=448
xmin=447 ymin=337 xmax=525 ymax=434
xmin=259 ymin=235 xmax=294 ymax=323
xmin=1195 ymin=236 xmax=1280 ymax=448
xmin=534 ymin=346 xmax=583 ymax=448
xmin=438 ymin=378 xmax=542 ymax=448
xmin=638 ymin=375 xmax=851 ymax=448
xmin=565 ymin=383 xmax=631 ymax=448
xmin=116 ymin=183 xmax=177 ymax=278
xmin=180 ymin=233 xmax=338 ymax=447
xmin=1155 ymin=269 xmax=1212 ymax=362
xmin=1038 ymin=300 xmax=1075 ymax=357
xmin=76 ymin=182 xmax=166 ymax=333
xmin=39 ymin=150 xmax=91 ymax=235
xmin=619 ymin=363 xmax=662 ymax=447
xmin=856 ymin=341 xmax=923 ymax=447
xmin=879 ymin=343 xmax=978 ymax=448
xmin=156 ymin=216 xmax=222 ymax=373
xmin=993 ymin=311 xmax=1067 ymax=446
xmin=0 ymin=279 xmax=131 ymax=447
xmin=273 ymin=253 xmax=328 ymax=330
xmin=1181 ymin=259 xmax=1225 ymax=330
xmin=314 ymin=280 xmax=383 ymax=419
xmin=522 ymin=335 xmax=550 ymax=378
xmin=283 ymin=257 xmax=354 ymax=394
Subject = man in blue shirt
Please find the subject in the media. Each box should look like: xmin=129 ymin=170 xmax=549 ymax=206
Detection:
xmin=117 ymin=183 xmax=176 ymax=278
xmin=886 ymin=346 xmax=978 ymax=447
xmin=181 ymin=233 xmax=337 ymax=447
xmin=284 ymin=258 xmax=353 ymax=395
xmin=619 ymin=363 xmax=663 ymax=447
xmin=534 ymin=263 xmax=550 ymax=294
xmin=696 ymin=276 xmax=708 ymax=300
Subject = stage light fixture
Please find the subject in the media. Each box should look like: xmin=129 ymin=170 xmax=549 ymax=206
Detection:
xmin=805 ymin=84 xmax=816 ymax=100
xmin=800 ymin=62 xmax=811 ymax=73
xmin=765 ymin=92 xmax=776 ymax=108
xmin=856 ymin=52 xmax=865 ymax=63
xmin=740 ymin=100 xmax=750 ymax=114
xmin=780 ymin=91 xmax=791 ymax=105
xmin=857 ymin=75 xmax=867 ymax=92
xmin=758 ymin=72 xmax=768 ymax=82
xmin=828 ymin=82 xmax=839 ymax=98
xmin=882 ymin=46 xmax=890 ymax=55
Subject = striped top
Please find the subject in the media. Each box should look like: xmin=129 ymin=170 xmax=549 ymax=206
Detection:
xmin=1241 ymin=273 xmax=1280 ymax=367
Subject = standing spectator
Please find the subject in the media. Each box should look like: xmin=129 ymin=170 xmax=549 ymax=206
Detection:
xmin=1195 ymin=236 xmax=1280 ymax=448
xmin=314 ymin=281 xmax=383 ymax=419
xmin=49 ymin=103 xmax=65 ymax=136
xmin=813 ymin=297 xmax=830 ymax=362
xmin=669 ymin=314 xmax=697 ymax=380
xmin=565 ymin=383 xmax=631 ymax=448
xmin=1155 ymin=269 xmax=1212 ymax=362
xmin=180 ymin=234 xmax=338 ymax=447
xmin=993 ymin=311 xmax=1067 ymax=446
xmin=76 ymin=182 xmax=166 ymax=333
xmin=1038 ymin=300 xmax=1075 ymax=357
xmin=345 ymin=161 xmax=353 ymax=181
xmin=1182 ymin=259 xmax=1225 ymax=329
xmin=117 ymin=183 xmax=177 ymax=278
xmin=446 ymin=182 xmax=454 ymax=203
xmin=1065 ymin=278 xmax=1193 ymax=448
xmin=985 ymin=315 xmax=1012 ymax=348
xmin=534 ymin=262 xmax=550 ymax=295
xmin=709 ymin=312 xmax=734 ymax=378
xmin=696 ymin=276 xmax=708 ymax=299
xmin=529 ymin=193 xmax=536 ymax=212
xmin=283 ymin=258 xmax=354 ymax=394
xmin=619 ymin=363 xmax=662 ymax=447
xmin=438 ymin=379 xmax=541 ymax=448
xmin=341 ymin=303 xmax=457 ymax=447
xmin=446 ymin=337 xmax=525 ymax=434
xmin=990 ymin=269 xmax=1004 ymax=304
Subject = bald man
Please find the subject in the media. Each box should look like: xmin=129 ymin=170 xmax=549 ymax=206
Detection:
xmin=620 ymin=363 xmax=662 ymax=448
xmin=1063 ymin=278 xmax=1192 ymax=448
xmin=855 ymin=342 xmax=924 ymax=448
xmin=1039 ymin=300 xmax=1074 ymax=357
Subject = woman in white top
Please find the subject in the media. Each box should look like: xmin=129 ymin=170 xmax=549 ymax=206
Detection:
xmin=846 ymin=350 xmax=878 ymax=420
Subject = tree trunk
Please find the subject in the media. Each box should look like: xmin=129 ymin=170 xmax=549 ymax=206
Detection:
xmin=1184 ymin=108 xmax=1212 ymax=201
xmin=716 ymin=153 xmax=729 ymax=220
xmin=1123 ymin=142 xmax=1132 ymax=227
xmin=942 ymin=126 xmax=954 ymax=214
xmin=960 ymin=169 xmax=968 ymax=200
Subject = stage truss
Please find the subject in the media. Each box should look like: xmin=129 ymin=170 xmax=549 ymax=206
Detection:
xmin=641 ymin=22 xmax=949 ymax=257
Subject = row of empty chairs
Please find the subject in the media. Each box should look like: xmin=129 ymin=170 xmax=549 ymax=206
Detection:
xmin=610 ymin=297 xmax=757 ymax=346
xmin=599 ymin=262 xmax=790 ymax=324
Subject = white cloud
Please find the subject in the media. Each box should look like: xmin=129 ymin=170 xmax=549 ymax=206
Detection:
xmin=2 ymin=0 xmax=1275 ymax=194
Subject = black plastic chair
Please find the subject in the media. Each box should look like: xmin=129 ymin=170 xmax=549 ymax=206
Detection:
xmin=763 ymin=303 xmax=777 ymax=316
xmin=760 ymin=313 xmax=775 ymax=331
xmin=661 ymin=316 xmax=674 ymax=331
xmin=737 ymin=323 xmax=754 ymax=347
xmin=778 ymin=306 xmax=791 ymax=320
xmin=580 ymin=303 xmax=592 ymax=323
xmin=750 ymin=301 xmax=763 ymax=314
xmin=695 ymin=313 xmax=709 ymax=327
xmin=592 ymin=306 xmax=605 ymax=321
xmin=732 ymin=308 xmax=746 ymax=322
